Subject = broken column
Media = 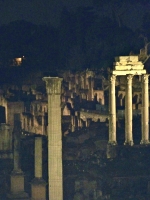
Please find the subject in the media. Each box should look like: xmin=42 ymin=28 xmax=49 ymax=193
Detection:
xmin=43 ymin=77 xmax=63 ymax=200
xmin=141 ymin=74 xmax=150 ymax=144
xmin=124 ymin=75 xmax=134 ymax=146
xmin=31 ymin=136 xmax=46 ymax=200
xmin=7 ymin=121 xmax=29 ymax=199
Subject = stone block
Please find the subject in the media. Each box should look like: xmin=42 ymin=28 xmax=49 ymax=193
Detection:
xmin=112 ymin=69 xmax=146 ymax=75
xmin=115 ymin=56 xmax=139 ymax=62
xmin=106 ymin=144 xmax=117 ymax=159
xmin=132 ymin=104 xmax=136 ymax=110
xmin=138 ymin=104 xmax=142 ymax=109
xmin=10 ymin=172 xmax=25 ymax=194
xmin=31 ymin=178 xmax=47 ymax=200
xmin=7 ymin=171 xmax=29 ymax=200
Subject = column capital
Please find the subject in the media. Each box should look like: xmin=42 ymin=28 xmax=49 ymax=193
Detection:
xmin=142 ymin=74 xmax=149 ymax=83
xmin=43 ymin=77 xmax=63 ymax=95
xmin=126 ymin=74 xmax=133 ymax=82
xmin=110 ymin=74 xmax=116 ymax=83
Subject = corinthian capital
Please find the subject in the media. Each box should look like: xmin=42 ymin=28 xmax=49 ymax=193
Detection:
xmin=142 ymin=74 xmax=149 ymax=84
xmin=126 ymin=74 xmax=133 ymax=83
xmin=43 ymin=77 xmax=63 ymax=94
xmin=110 ymin=75 xmax=116 ymax=83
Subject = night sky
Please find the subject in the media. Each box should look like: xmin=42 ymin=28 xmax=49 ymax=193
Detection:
xmin=0 ymin=0 xmax=92 ymax=27
xmin=0 ymin=0 xmax=149 ymax=30
xmin=0 ymin=0 xmax=149 ymax=73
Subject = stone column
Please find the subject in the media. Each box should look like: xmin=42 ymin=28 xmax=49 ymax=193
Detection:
xmin=42 ymin=115 xmax=45 ymax=135
xmin=87 ymin=77 xmax=93 ymax=101
xmin=43 ymin=77 xmax=63 ymax=200
xmin=141 ymin=74 xmax=149 ymax=144
xmin=71 ymin=115 xmax=75 ymax=132
xmin=31 ymin=137 xmax=46 ymax=200
xmin=85 ymin=118 xmax=90 ymax=128
xmin=108 ymin=75 xmax=117 ymax=145
xmin=35 ymin=137 xmax=42 ymax=178
xmin=7 ymin=121 xmax=29 ymax=200
xmin=124 ymin=75 xmax=134 ymax=145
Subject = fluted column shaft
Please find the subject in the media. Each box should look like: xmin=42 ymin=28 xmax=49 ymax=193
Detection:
xmin=109 ymin=75 xmax=117 ymax=145
xmin=43 ymin=77 xmax=63 ymax=200
xmin=141 ymin=74 xmax=149 ymax=144
xmin=125 ymin=75 xmax=133 ymax=145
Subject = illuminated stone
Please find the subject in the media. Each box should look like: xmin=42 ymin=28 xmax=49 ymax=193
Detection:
xmin=141 ymin=74 xmax=150 ymax=144
xmin=31 ymin=136 xmax=46 ymax=200
xmin=43 ymin=77 xmax=63 ymax=200
xmin=108 ymin=74 xmax=117 ymax=145
xmin=124 ymin=75 xmax=134 ymax=146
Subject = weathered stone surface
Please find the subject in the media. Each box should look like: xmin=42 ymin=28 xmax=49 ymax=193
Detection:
xmin=43 ymin=77 xmax=63 ymax=200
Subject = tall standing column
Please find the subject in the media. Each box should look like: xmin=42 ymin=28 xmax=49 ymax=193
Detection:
xmin=43 ymin=77 xmax=63 ymax=200
xmin=141 ymin=74 xmax=149 ymax=144
xmin=124 ymin=75 xmax=134 ymax=146
xmin=108 ymin=75 xmax=117 ymax=145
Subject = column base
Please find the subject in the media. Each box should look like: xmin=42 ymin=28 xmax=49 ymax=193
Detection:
xmin=31 ymin=178 xmax=47 ymax=200
xmin=7 ymin=192 xmax=29 ymax=200
xmin=108 ymin=141 xmax=117 ymax=145
xmin=124 ymin=140 xmax=134 ymax=146
xmin=7 ymin=169 xmax=29 ymax=200
xmin=107 ymin=143 xmax=117 ymax=159
xmin=140 ymin=140 xmax=150 ymax=145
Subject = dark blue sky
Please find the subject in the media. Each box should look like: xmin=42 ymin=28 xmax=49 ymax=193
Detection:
xmin=0 ymin=0 xmax=92 ymax=26
xmin=0 ymin=0 xmax=149 ymax=30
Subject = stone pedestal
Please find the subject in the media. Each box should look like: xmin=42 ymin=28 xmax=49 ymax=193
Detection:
xmin=141 ymin=74 xmax=150 ymax=145
xmin=31 ymin=178 xmax=47 ymax=200
xmin=106 ymin=143 xmax=117 ymax=159
xmin=31 ymin=137 xmax=46 ymax=200
xmin=108 ymin=75 xmax=117 ymax=145
xmin=7 ymin=171 xmax=29 ymax=200
xmin=124 ymin=75 xmax=134 ymax=146
xmin=43 ymin=77 xmax=63 ymax=200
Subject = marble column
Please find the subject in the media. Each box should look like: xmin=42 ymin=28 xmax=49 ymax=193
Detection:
xmin=124 ymin=75 xmax=134 ymax=146
xmin=141 ymin=74 xmax=149 ymax=144
xmin=31 ymin=137 xmax=46 ymax=200
xmin=108 ymin=75 xmax=117 ymax=145
xmin=43 ymin=77 xmax=63 ymax=200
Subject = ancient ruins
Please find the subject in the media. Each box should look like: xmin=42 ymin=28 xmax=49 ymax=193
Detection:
xmin=109 ymin=56 xmax=148 ymax=146
xmin=1 ymin=50 xmax=150 ymax=199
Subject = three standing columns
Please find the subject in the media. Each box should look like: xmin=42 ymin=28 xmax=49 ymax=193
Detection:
xmin=109 ymin=74 xmax=149 ymax=145
xmin=141 ymin=74 xmax=149 ymax=144
xmin=43 ymin=77 xmax=63 ymax=200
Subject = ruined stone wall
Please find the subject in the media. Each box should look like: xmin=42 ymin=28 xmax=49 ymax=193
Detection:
xmin=7 ymin=101 xmax=24 ymax=128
